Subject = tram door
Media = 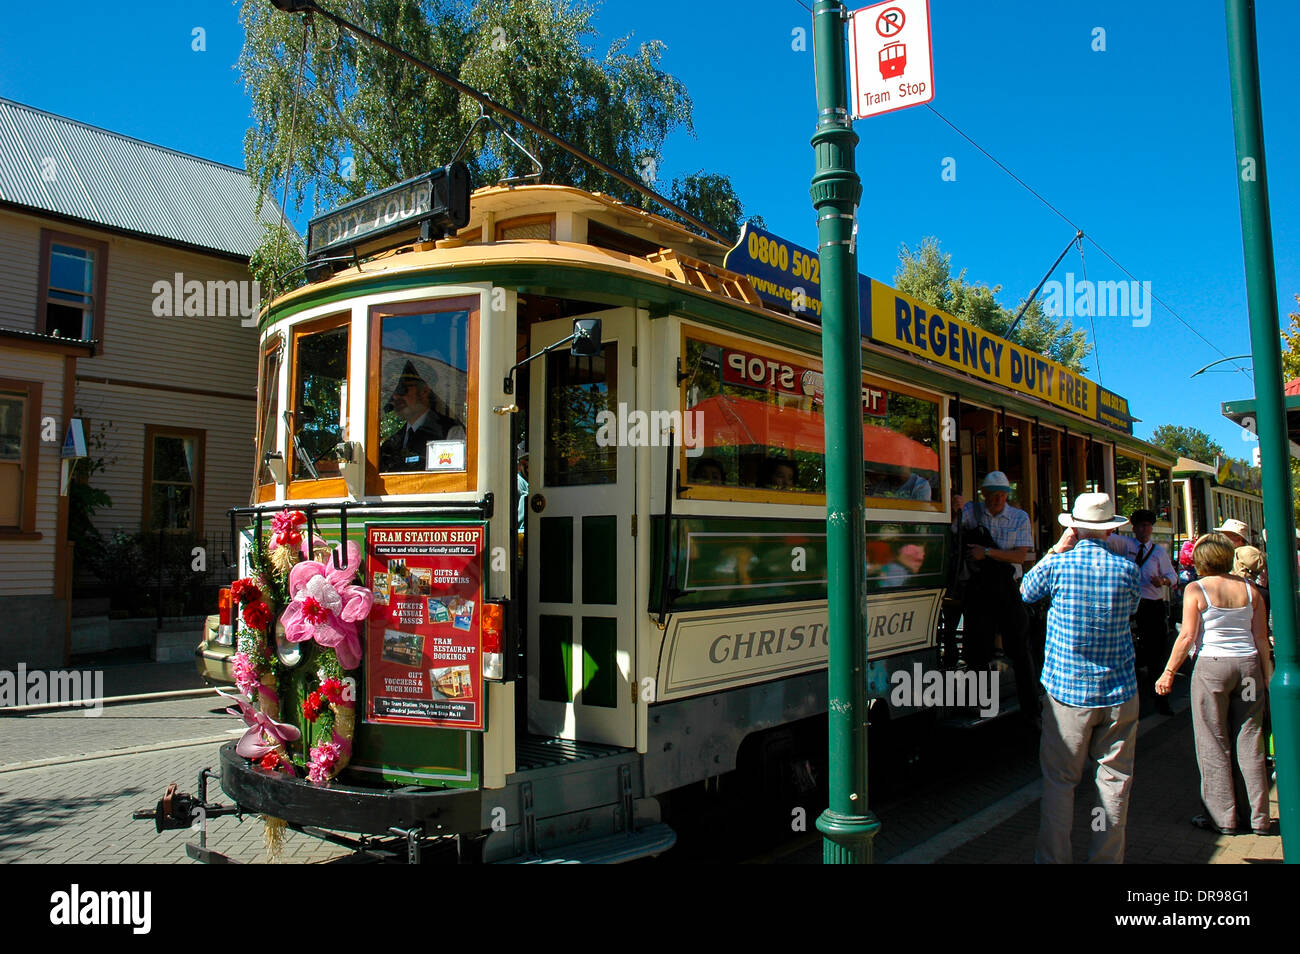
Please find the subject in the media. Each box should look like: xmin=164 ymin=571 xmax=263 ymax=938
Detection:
xmin=525 ymin=309 xmax=637 ymax=748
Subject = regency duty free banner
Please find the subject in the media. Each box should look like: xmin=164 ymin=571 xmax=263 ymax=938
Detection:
xmin=365 ymin=524 xmax=484 ymax=730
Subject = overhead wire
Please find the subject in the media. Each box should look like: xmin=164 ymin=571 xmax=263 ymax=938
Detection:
xmin=788 ymin=0 xmax=1247 ymax=381
xmin=922 ymin=102 xmax=1251 ymax=382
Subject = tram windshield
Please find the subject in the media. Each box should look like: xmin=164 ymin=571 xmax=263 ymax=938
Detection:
xmin=375 ymin=305 xmax=469 ymax=474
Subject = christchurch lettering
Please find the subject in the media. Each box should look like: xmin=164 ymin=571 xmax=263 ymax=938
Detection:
xmin=889 ymin=663 xmax=999 ymax=717
xmin=50 ymin=884 xmax=151 ymax=934
xmin=708 ymin=623 xmax=827 ymax=663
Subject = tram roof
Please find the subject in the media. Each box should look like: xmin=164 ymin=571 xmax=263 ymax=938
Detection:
xmin=1222 ymin=389 xmax=1300 ymax=459
xmin=267 ymin=183 xmax=1165 ymax=455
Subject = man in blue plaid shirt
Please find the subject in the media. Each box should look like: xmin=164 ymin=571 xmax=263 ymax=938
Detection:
xmin=1021 ymin=492 xmax=1141 ymax=863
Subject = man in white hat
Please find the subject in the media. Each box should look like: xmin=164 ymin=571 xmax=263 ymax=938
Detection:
xmin=959 ymin=471 xmax=1036 ymax=720
xmin=1021 ymin=492 xmax=1142 ymax=863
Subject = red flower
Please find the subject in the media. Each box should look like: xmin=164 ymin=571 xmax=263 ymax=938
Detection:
xmin=260 ymin=752 xmax=281 ymax=771
xmin=301 ymin=596 xmax=330 ymax=626
xmin=319 ymin=678 xmax=345 ymax=705
xmin=241 ymin=599 xmax=272 ymax=631
xmin=303 ymin=690 xmax=323 ymax=722
xmin=230 ymin=578 xmax=261 ymax=606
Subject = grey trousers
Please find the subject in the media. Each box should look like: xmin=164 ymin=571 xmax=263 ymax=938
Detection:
xmin=1036 ymin=693 xmax=1139 ymax=864
xmin=1191 ymin=654 xmax=1269 ymax=832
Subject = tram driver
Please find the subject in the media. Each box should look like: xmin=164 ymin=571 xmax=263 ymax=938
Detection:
xmin=379 ymin=360 xmax=466 ymax=472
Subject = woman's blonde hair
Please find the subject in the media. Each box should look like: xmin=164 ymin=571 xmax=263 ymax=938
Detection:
xmin=1193 ymin=532 xmax=1236 ymax=576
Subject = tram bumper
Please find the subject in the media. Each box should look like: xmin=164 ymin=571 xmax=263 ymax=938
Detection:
xmin=218 ymin=743 xmax=481 ymax=836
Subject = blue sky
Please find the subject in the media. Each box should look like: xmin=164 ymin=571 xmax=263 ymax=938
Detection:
xmin=2 ymin=0 xmax=1295 ymax=455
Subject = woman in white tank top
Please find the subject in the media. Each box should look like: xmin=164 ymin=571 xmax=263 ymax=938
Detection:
xmin=1155 ymin=533 xmax=1274 ymax=835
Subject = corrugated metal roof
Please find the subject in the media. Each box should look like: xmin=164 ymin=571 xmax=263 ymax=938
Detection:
xmin=0 ymin=98 xmax=288 ymax=258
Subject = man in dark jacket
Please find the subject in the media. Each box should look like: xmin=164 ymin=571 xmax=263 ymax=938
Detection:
xmin=378 ymin=362 xmax=466 ymax=472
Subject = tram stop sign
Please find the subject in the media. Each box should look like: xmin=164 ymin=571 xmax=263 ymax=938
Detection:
xmin=848 ymin=0 xmax=934 ymax=120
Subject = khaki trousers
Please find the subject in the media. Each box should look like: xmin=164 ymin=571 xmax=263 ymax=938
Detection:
xmin=1190 ymin=654 xmax=1269 ymax=832
xmin=1036 ymin=693 xmax=1139 ymax=864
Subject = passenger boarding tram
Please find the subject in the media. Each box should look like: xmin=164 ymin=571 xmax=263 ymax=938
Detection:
xmin=154 ymin=170 xmax=1178 ymax=862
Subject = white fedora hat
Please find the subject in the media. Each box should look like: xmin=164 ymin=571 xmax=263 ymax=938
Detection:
xmin=1214 ymin=518 xmax=1250 ymax=538
xmin=1058 ymin=492 xmax=1130 ymax=530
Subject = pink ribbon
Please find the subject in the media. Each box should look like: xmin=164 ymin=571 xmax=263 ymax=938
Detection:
xmin=220 ymin=692 xmax=302 ymax=760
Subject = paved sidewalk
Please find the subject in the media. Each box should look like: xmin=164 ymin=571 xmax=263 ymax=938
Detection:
xmin=897 ymin=697 xmax=1283 ymax=864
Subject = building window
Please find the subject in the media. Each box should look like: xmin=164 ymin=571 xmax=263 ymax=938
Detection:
xmin=0 ymin=380 xmax=42 ymax=534
xmin=143 ymin=426 xmax=204 ymax=533
xmin=38 ymin=230 xmax=107 ymax=343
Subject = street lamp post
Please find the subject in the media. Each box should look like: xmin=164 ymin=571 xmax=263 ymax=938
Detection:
xmin=1224 ymin=0 xmax=1299 ymax=860
xmin=810 ymin=0 xmax=878 ymax=864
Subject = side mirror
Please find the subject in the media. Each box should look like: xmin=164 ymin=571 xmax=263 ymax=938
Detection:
xmin=570 ymin=318 xmax=602 ymax=357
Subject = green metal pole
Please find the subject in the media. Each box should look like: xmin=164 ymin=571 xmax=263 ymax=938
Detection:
xmin=1224 ymin=0 xmax=1299 ymax=860
xmin=811 ymin=0 xmax=877 ymax=864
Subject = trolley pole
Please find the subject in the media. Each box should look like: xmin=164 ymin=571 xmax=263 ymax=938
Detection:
xmin=1225 ymin=0 xmax=1299 ymax=860
xmin=811 ymin=0 xmax=878 ymax=864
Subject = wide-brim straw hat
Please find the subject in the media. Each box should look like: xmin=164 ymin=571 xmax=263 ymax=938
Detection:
xmin=1058 ymin=492 xmax=1130 ymax=530
xmin=1214 ymin=518 xmax=1250 ymax=538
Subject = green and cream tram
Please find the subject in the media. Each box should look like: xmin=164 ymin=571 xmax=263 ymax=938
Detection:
xmin=167 ymin=170 xmax=1176 ymax=863
xmin=1173 ymin=456 xmax=1264 ymax=550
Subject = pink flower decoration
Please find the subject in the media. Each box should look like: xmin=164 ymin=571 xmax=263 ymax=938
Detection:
xmin=279 ymin=541 xmax=373 ymax=670
xmin=306 ymin=731 xmax=351 ymax=785
xmin=232 ymin=652 xmax=260 ymax=699
xmin=269 ymin=510 xmax=306 ymax=550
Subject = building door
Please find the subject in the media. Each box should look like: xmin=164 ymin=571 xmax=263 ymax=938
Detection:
xmin=526 ymin=309 xmax=636 ymax=747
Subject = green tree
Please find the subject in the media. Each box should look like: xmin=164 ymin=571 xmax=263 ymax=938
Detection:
xmin=1281 ymin=294 xmax=1300 ymax=381
xmin=239 ymin=0 xmax=755 ymax=260
xmin=1148 ymin=424 xmax=1225 ymax=465
xmin=895 ymin=237 xmax=1093 ymax=373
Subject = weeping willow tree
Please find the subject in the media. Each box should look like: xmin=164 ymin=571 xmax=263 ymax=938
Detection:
xmin=240 ymin=0 xmax=758 ymax=286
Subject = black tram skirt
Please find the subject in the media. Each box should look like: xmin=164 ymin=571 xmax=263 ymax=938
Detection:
xmin=219 ymin=743 xmax=482 ymax=836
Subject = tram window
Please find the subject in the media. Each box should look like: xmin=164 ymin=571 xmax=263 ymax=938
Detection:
xmin=546 ymin=344 xmax=617 ymax=486
xmin=863 ymin=391 xmax=940 ymax=502
xmin=1115 ymin=453 xmax=1143 ymax=518
xmin=291 ymin=323 xmax=349 ymax=480
xmin=679 ymin=334 xmax=940 ymax=503
xmin=680 ymin=337 xmax=824 ymax=495
xmin=375 ymin=307 xmax=469 ymax=473
xmin=256 ymin=342 xmax=282 ymax=485
xmin=1146 ymin=463 xmax=1171 ymax=523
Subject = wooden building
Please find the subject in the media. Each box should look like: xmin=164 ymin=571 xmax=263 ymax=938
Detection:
xmin=0 ymin=98 xmax=282 ymax=667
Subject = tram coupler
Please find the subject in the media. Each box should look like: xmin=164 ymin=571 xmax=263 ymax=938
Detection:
xmin=132 ymin=768 xmax=241 ymax=833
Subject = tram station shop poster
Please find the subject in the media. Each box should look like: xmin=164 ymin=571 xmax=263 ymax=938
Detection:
xmin=365 ymin=525 xmax=485 ymax=730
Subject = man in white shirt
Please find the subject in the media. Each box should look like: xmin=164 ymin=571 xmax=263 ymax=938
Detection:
xmin=1117 ymin=509 xmax=1178 ymax=715
xmin=960 ymin=471 xmax=1036 ymax=724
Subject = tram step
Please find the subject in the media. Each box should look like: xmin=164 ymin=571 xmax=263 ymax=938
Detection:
xmin=496 ymin=822 xmax=676 ymax=864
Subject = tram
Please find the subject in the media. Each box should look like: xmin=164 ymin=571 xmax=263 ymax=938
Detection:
xmin=1173 ymin=456 xmax=1264 ymax=550
xmin=146 ymin=168 xmax=1177 ymax=863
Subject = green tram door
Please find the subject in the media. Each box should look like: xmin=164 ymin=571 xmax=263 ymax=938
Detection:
xmin=526 ymin=309 xmax=637 ymax=748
